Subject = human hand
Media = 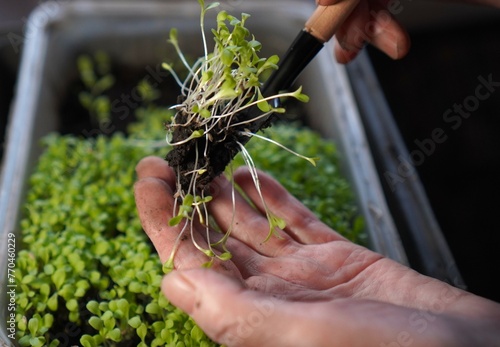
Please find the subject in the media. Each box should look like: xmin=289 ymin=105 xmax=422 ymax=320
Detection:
xmin=134 ymin=156 xmax=500 ymax=347
xmin=316 ymin=0 xmax=411 ymax=63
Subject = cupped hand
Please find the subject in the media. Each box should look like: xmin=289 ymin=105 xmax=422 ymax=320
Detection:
xmin=134 ymin=156 xmax=500 ymax=347
xmin=317 ymin=0 xmax=411 ymax=63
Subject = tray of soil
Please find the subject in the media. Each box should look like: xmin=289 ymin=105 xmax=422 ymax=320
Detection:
xmin=0 ymin=1 xmax=408 ymax=345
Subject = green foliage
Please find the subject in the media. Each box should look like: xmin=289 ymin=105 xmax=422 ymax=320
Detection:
xmin=15 ymin=114 xmax=216 ymax=345
xmin=77 ymin=51 xmax=115 ymax=126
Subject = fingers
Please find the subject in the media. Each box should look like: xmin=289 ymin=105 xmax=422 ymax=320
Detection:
xmin=135 ymin=155 xmax=176 ymax=188
xmin=334 ymin=1 xmax=410 ymax=63
xmin=163 ymin=269 xmax=467 ymax=347
xmin=207 ymin=172 xmax=297 ymax=257
xmin=232 ymin=168 xmax=347 ymax=245
xmin=161 ymin=269 xmax=333 ymax=347
xmin=134 ymin=156 xmax=213 ymax=268
xmin=317 ymin=0 xmax=411 ymax=64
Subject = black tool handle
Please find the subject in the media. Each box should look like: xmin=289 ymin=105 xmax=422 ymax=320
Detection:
xmin=240 ymin=1 xmax=360 ymax=132
xmin=261 ymin=30 xmax=323 ymax=98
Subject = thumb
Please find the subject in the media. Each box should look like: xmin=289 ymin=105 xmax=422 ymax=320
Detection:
xmin=161 ymin=269 xmax=310 ymax=346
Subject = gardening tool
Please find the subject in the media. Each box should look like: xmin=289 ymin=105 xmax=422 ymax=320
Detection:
xmin=240 ymin=0 xmax=360 ymax=132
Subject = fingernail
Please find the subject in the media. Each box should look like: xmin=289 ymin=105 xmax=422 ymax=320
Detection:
xmin=165 ymin=271 xmax=196 ymax=292
xmin=162 ymin=271 xmax=197 ymax=313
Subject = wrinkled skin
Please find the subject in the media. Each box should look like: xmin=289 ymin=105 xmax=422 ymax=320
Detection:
xmin=134 ymin=156 xmax=500 ymax=347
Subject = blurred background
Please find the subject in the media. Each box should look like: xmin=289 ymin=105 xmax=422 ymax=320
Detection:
xmin=366 ymin=0 xmax=500 ymax=303
xmin=1 ymin=0 xmax=499 ymax=302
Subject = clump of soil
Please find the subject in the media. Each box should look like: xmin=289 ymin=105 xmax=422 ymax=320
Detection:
xmin=165 ymin=105 xmax=250 ymax=194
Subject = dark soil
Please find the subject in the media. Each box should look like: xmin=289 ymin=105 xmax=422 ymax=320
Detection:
xmin=165 ymin=107 xmax=246 ymax=193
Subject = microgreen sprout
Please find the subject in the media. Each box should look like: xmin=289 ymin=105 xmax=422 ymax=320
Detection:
xmin=163 ymin=0 xmax=312 ymax=266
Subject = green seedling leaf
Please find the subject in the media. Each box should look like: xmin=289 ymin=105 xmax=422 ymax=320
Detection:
xmin=89 ymin=316 xmax=103 ymax=331
xmin=256 ymin=89 xmax=271 ymax=112
xmin=291 ymin=86 xmax=310 ymax=103
xmin=86 ymin=301 xmax=100 ymax=316
xmin=258 ymin=55 xmax=280 ymax=74
xmin=163 ymin=259 xmax=174 ymax=274
xmin=116 ymin=299 xmax=129 ymax=316
xmin=194 ymin=195 xmax=212 ymax=205
xmin=107 ymin=328 xmax=122 ymax=342
xmin=202 ymin=249 xmax=215 ymax=257
xmin=169 ymin=28 xmax=178 ymax=45
xmin=221 ymin=48 xmax=234 ymax=66
xmin=161 ymin=62 xmax=173 ymax=72
xmin=168 ymin=214 xmax=184 ymax=227
xmin=18 ymin=336 xmax=31 ymax=347
xmin=43 ymin=314 xmax=54 ymax=329
xmin=205 ymin=2 xmax=220 ymax=11
xmin=183 ymin=194 xmax=194 ymax=207
xmin=47 ymin=293 xmax=58 ymax=311
xmin=43 ymin=263 xmax=55 ymax=275
xmin=80 ymin=335 xmax=97 ymax=347
xmin=263 ymin=213 xmax=286 ymax=242
xmin=217 ymin=9 xmax=228 ymax=23
xmin=93 ymin=75 xmax=115 ymax=95
xmin=51 ymin=268 xmax=66 ymax=290
xmin=40 ymin=283 xmax=50 ymax=297
xmin=29 ymin=337 xmax=45 ymax=347
xmin=28 ymin=317 xmax=39 ymax=335
xmin=191 ymin=325 xmax=205 ymax=343
xmin=66 ymin=299 xmax=79 ymax=312
xmin=137 ymin=323 xmax=148 ymax=341
xmin=18 ymin=316 xmax=27 ymax=332
xmin=128 ymin=316 xmax=142 ymax=329
xmin=199 ymin=108 xmax=211 ymax=118
xmin=202 ymin=259 xmax=214 ymax=268
xmin=146 ymin=302 xmax=161 ymax=315
xmin=217 ymin=252 xmax=232 ymax=261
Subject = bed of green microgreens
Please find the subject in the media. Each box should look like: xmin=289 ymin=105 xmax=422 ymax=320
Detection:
xmin=162 ymin=0 xmax=313 ymax=269
xmin=15 ymin=133 xmax=218 ymax=347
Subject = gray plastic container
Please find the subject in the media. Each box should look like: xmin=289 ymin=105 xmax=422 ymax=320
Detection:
xmin=0 ymin=1 xmax=408 ymax=344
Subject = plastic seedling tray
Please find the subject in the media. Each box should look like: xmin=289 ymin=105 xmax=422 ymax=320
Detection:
xmin=0 ymin=1 xmax=408 ymax=343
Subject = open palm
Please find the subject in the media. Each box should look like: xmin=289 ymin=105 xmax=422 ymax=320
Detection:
xmin=134 ymin=156 xmax=500 ymax=347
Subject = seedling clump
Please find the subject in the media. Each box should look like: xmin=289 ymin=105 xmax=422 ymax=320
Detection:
xmin=164 ymin=1 xmax=308 ymax=194
xmin=163 ymin=0 xmax=314 ymax=265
